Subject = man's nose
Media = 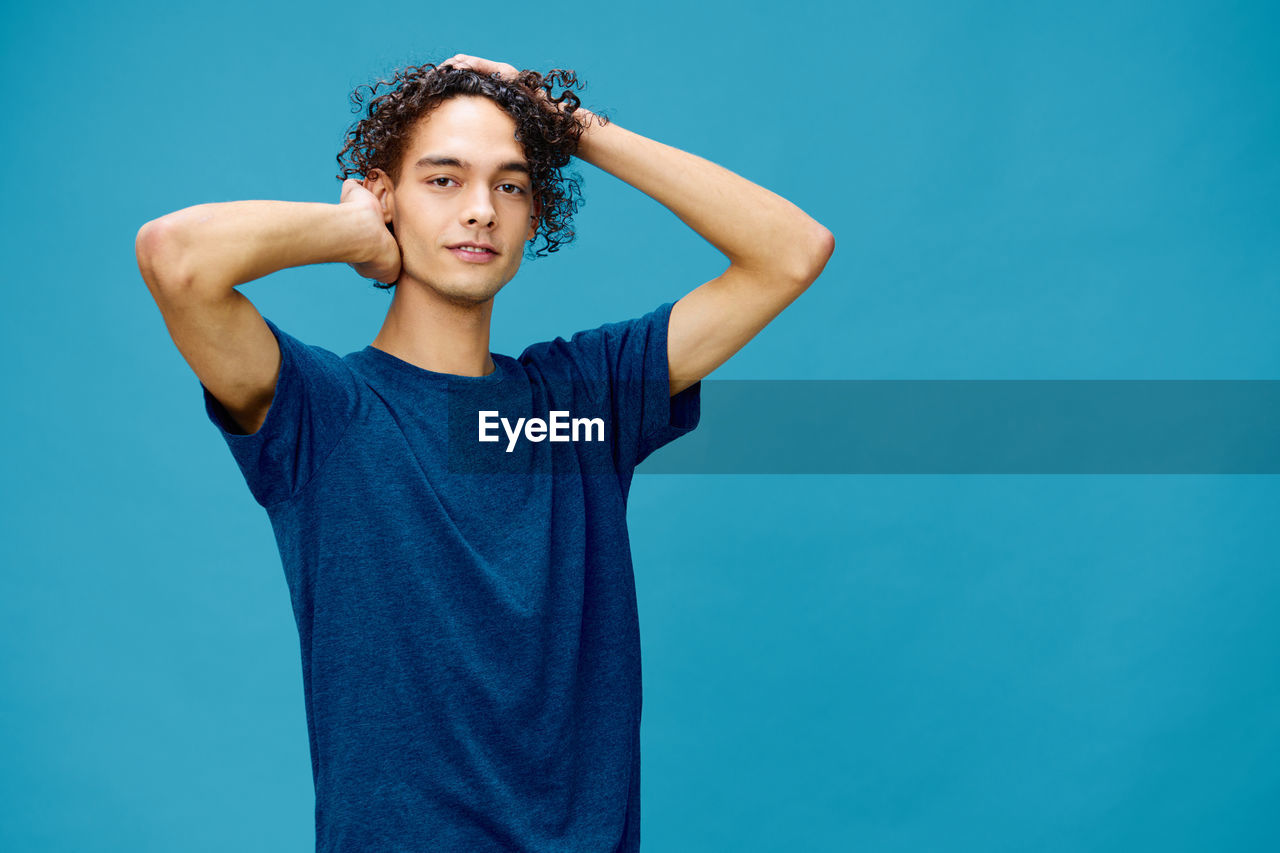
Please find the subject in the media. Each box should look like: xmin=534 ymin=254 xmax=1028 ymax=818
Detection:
xmin=461 ymin=186 xmax=496 ymax=228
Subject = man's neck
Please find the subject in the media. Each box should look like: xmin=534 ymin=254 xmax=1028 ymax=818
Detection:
xmin=370 ymin=280 xmax=497 ymax=377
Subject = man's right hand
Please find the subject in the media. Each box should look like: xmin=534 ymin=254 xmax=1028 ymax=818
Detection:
xmin=341 ymin=178 xmax=402 ymax=285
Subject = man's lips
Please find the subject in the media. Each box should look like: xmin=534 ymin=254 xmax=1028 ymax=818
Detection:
xmin=447 ymin=241 xmax=498 ymax=254
xmin=447 ymin=243 xmax=499 ymax=263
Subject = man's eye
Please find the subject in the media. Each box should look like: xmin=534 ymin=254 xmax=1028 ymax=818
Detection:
xmin=429 ymin=177 xmax=456 ymax=187
xmin=498 ymin=184 xmax=524 ymax=194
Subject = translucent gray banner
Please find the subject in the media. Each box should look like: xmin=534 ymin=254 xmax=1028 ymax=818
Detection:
xmin=639 ymin=380 xmax=1280 ymax=474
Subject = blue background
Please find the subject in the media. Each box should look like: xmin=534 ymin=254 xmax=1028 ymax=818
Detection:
xmin=2 ymin=0 xmax=1278 ymax=850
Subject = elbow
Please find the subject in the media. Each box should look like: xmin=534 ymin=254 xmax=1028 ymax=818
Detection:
xmin=812 ymin=225 xmax=835 ymax=275
xmin=780 ymin=223 xmax=835 ymax=290
xmin=135 ymin=216 xmax=195 ymax=295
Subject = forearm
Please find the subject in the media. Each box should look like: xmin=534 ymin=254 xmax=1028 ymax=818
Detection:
xmin=573 ymin=113 xmax=833 ymax=283
xmin=136 ymin=200 xmax=379 ymax=297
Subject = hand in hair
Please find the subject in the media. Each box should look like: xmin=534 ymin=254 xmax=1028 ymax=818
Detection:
xmin=441 ymin=54 xmax=588 ymax=120
xmin=440 ymin=54 xmax=520 ymax=84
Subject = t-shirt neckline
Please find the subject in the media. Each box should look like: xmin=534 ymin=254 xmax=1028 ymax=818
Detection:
xmin=358 ymin=344 xmax=507 ymax=384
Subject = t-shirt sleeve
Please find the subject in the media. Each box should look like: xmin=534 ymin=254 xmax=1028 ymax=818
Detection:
xmin=535 ymin=300 xmax=701 ymax=474
xmin=201 ymin=317 xmax=358 ymax=508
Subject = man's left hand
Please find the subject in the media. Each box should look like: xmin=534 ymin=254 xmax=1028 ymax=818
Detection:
xmin=440 ymin=54 xmax=520 ymax=83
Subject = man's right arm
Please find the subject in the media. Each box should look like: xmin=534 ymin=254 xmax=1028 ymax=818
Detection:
xmin=135 ymin=181 xmax=398 ymax=434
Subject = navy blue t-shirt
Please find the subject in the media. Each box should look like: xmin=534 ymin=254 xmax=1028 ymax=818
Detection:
xmin=201 ymin=300 xmax=700 ymax=852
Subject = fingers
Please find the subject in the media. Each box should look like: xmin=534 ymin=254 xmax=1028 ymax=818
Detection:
xmin=439 ymin=53 xmax=517 ymax=81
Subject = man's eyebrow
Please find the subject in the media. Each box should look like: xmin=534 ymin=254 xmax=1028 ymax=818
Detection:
xmin=413 ymin=155 xmax=530 ymax=175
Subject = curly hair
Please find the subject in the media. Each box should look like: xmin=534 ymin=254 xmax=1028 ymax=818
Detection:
xmin=336 ymin=61 xmax=606 ymax=285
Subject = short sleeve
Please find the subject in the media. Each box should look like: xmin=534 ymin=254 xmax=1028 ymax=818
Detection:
xmin=525 ymin=301 xmax=701 ymax=475
xmin=201 ymin=317 xmax=358 ymax=508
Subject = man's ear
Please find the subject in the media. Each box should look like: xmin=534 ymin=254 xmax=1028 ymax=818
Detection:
xmin=363 ymin=169 xmax=396 ymax=224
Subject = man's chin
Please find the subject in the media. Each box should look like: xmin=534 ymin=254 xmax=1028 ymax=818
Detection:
xmin=404 ymin=273 xmax=507 ymax=307
xmin=443 ymin=288 xmax=502 ymax=307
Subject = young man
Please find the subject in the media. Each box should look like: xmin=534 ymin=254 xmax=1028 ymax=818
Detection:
xmin=136 ymin=55 xmax=832 ymax=852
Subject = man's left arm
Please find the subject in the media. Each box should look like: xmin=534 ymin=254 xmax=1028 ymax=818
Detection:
xmin=573 ymin=117 xmax=835 ymax=396
xmin=443 ymin=55 xmax=835 ymax=396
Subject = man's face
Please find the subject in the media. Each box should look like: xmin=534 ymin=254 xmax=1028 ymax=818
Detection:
xmin=373 ymin=95 xmax=539 ymax=304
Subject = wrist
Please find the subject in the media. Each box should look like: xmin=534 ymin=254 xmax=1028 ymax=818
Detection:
xmin=338 ymin=201 xmax=392 ymax=266
xmin=572 ymin=110 xmax=617 ymax=166
xmin=572 ymin=108 xmax=606 ymax=160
